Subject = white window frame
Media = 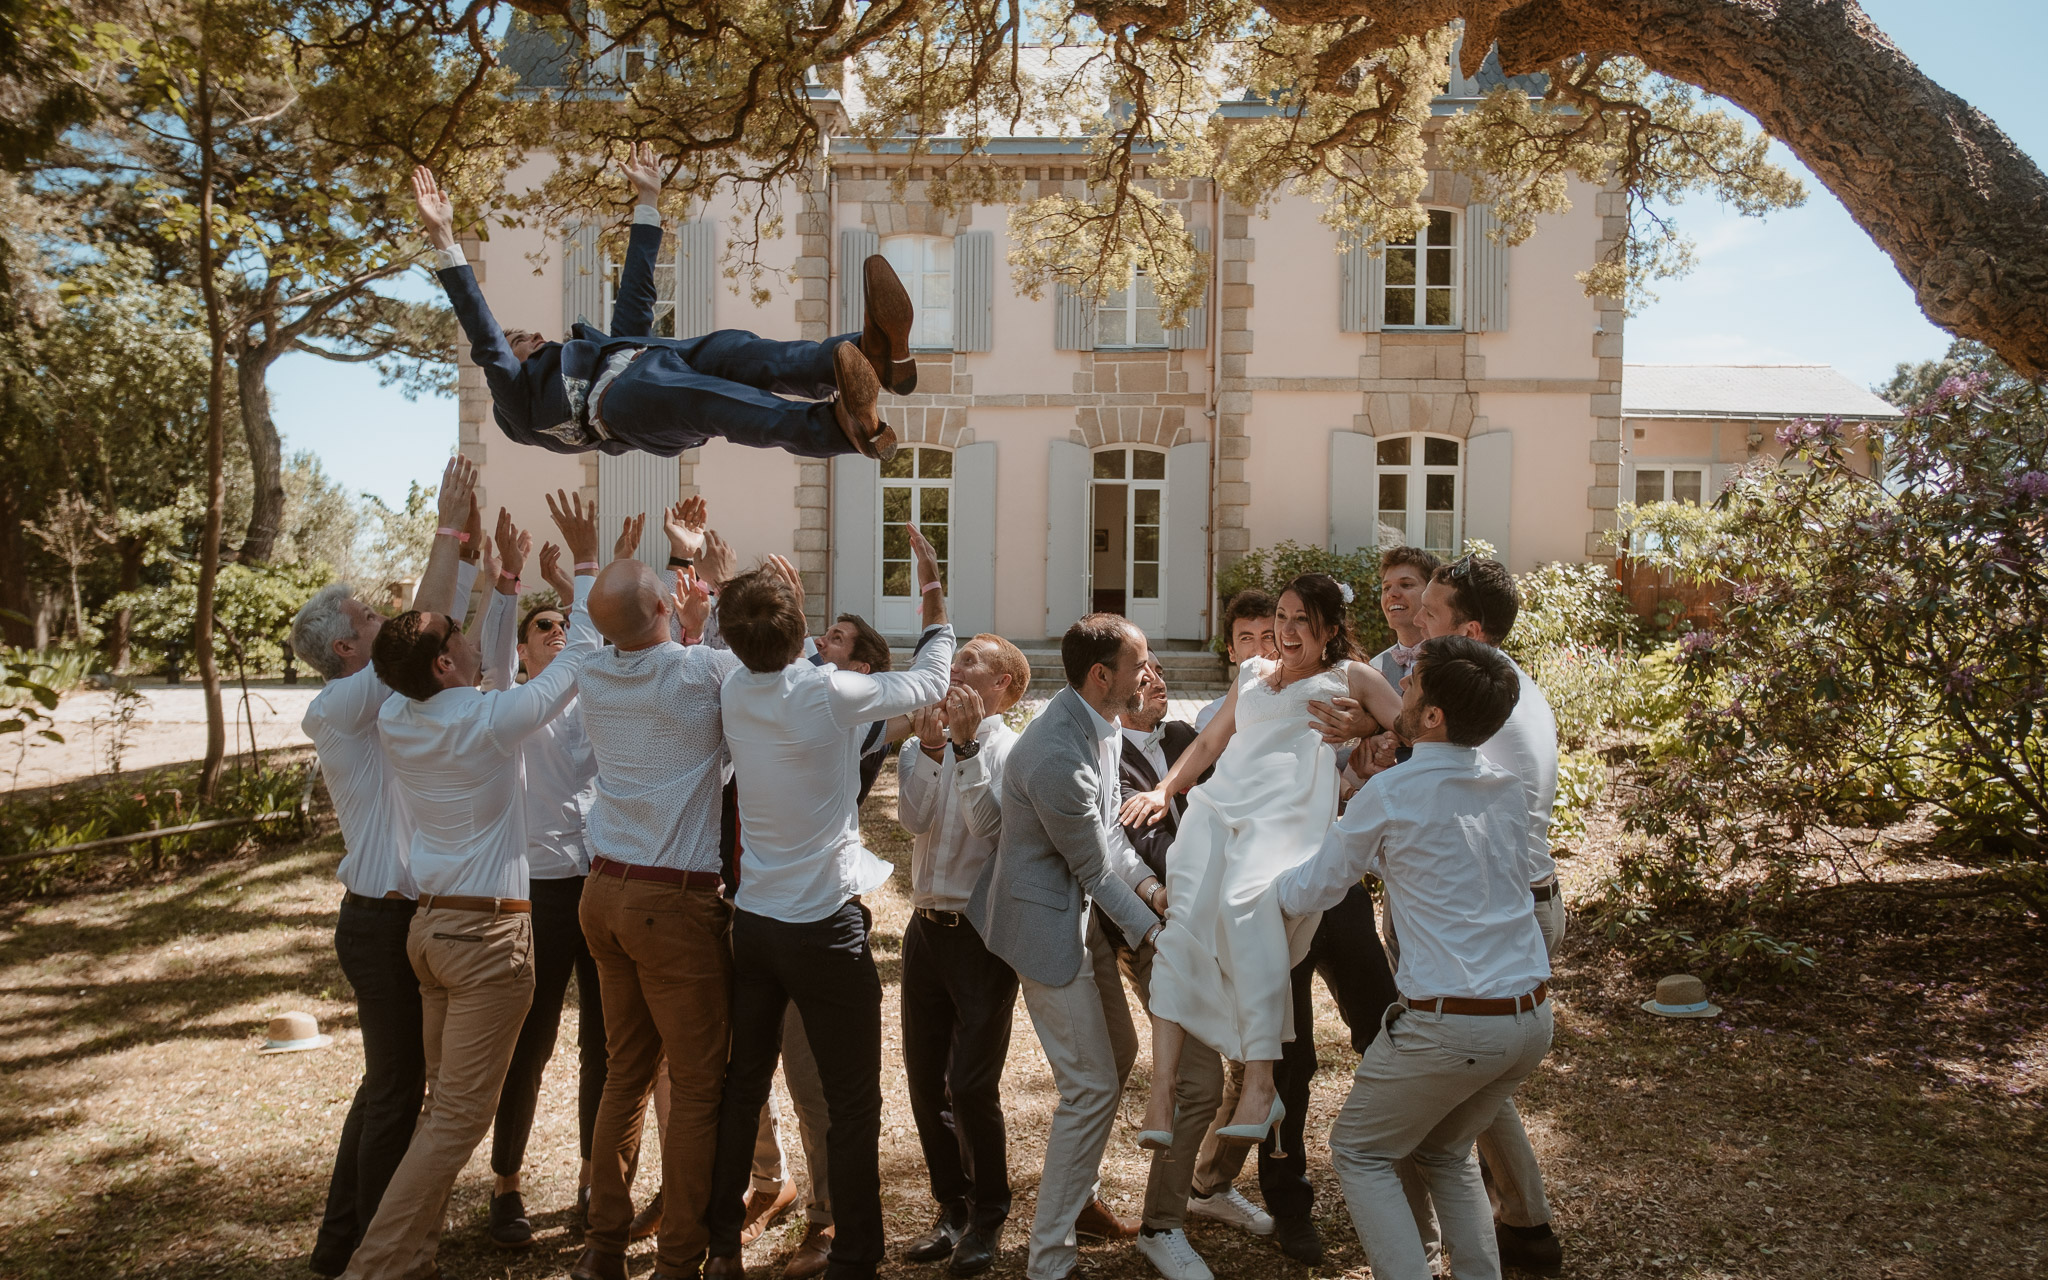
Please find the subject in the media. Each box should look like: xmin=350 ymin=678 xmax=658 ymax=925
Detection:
xmin=1382 ymin=208 xmax=1462 ymax=330
xmin=1626 ymin=463 xmax=1710 ymax=553
xmin=598 ymin=231 xmax=679 ymax=337
xmin=880 ymin=233 xmax=955 ymax=351
xmin=1374 ymin=433 xmax=1464 ymax=559
xmin=592 ymin=32 xmax=660 ymax=83
xmin=1096 ymin=268 xmax=1166 ymax=349
xmin=1089 ymin=445 xmax=1169 ymax=636
xmin=877 ymin=446 xmax=954 ymax=633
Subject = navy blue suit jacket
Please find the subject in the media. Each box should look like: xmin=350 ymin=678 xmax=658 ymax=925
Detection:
xmin=436 ymin=220 xmax=676 ymax=455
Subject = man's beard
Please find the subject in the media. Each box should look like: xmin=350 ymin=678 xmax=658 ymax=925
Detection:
xmin=1393 ymin=702 xmax=1428 ymax=744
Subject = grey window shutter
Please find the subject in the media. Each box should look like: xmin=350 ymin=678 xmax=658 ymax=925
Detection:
xmin=562 ymin=220 xmax=606 ymax=334
xmin=1054 ymin=283 xmax=1096 ymax=351
xmin=952 ymin=231 xmax=994 ymax=353
xmin=839 ymin=228 xmax=879 ymax=335
xmin=1464 ymin=429 xmax=1514 ymax=565
xmin=1164 ymin=227 xmax=1211 ymax=351
xmin=1339 ymin=233 xmax=1383 ymax=334
xmin=597 ymin=452 xmax=681 ymax=575
xmin=1329 ymin=431 xmax=1378 ymax=554
xmin=675 ymin=219 xmax=716 ymax=339
xmin=1465 ymin=204 xmax=1510 ymax=332
xmin=1045 ymin=439 xmax=1091 ymax=635
xmin=830 ymin=454 xmax=881 ymax=622
xmin=950 ymin=441 xmax=998 ymax=633
xmin=1164 ymin=440 xmax=1209 ymax=640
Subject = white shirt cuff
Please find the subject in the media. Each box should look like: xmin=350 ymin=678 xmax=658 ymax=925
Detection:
xmin=431 ymin=244 xmax=466 ymax=271
xmin=632 ymin=204 xmax=661 ymax=227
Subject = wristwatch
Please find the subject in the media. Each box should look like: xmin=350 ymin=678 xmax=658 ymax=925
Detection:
xmin=951 ymin=738 xmax=983 ymax=760
xmin=667 ymin=555 xmax=694 ymax=569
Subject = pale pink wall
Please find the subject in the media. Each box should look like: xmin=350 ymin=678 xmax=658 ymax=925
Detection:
xmin=1243 ymin=393 xmax=1356 ymax=551
xmin=978 ymin=409 xmax=1070 ymax=638
xmin=1244 ymin=203 xmax=1354 ymax=379
xmin=694 ymin=441 xmax=802 ymax=566
xmin=1473 ymin=180 xmax=1605 ymax=381
xmin=1478 ymin=392 xmax=1597 ymax=568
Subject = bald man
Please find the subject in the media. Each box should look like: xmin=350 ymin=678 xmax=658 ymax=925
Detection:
xmin=570 ymin=539 xmax=744 ymax=1280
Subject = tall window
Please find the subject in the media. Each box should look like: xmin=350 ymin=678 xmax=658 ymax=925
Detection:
xmin=1384 ymin=209 xmax=1460 ymax=328
xmin=1097 ymin=270 xmax=1166 ymax=348
xmin=1375 ymin=435 xmax=1461 ymax=558
xmin=599 ymin=234 xmax=679 ymax=336
xmin=880 ymin=447 xmax=952 ymax=599
xmin=880 ymin=235 xmax=954 ymax=349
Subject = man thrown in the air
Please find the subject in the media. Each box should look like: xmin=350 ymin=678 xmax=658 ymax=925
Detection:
xmin=414 ymin=143 xmax=912 ymax=463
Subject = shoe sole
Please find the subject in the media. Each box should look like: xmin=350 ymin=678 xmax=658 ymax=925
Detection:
xmin=862 ymin=255 xmax=914 ymax=364
xmin=832 ymin=342 xmax=887 ymax=460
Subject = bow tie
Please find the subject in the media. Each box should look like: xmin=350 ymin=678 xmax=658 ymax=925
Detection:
xmin=1390 ymin=643 xmax=1420 ymax=668
xmin=1132 ymin=727 xmax=1164 ymax=753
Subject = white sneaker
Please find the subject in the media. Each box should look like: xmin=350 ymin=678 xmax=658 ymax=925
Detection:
xmin=1187 ymin=1186 xmax=1275 ymax=1236
xmin=1135 ymin=1227 xmax=1214 ymax=1280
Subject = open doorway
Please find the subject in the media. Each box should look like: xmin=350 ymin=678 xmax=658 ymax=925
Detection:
xmin=1090 ymin=446 xmax=1166 ymax=636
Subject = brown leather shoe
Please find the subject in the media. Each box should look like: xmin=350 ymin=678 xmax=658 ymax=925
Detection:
xmin=629 ymin=1187 xmax=663 ymax=1241
xmin=570 ymin=1244 xmax=629 ymax=1280
xmin=740 ymin=1181 xmax=800 ymax=1247
xmin=781 ymin=1224 xmax=834 ymax=1280
xmin=705 ymin=1255 xmax=748 ymax=1280
xmin=1073 ymin=1198 xmax=1138 ymax=1241
xmin=860 ymin=254 xmax=918 ymax=395
xmin=831 ymin=341 xmax=895 ymax=461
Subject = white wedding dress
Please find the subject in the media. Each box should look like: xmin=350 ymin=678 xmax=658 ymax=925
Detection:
xmin=1149 ymin=655 xmax=1346 ymax=1062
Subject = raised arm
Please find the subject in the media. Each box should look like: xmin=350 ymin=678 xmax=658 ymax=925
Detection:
xmin=946 ymin=688 xmax=1005 ymax=842
xmin=479 ymin=504 xmax=603 ymax=752
xmin=477 ymin=508 xmax=528 ymax=693
xmin=1120 ymin=675 xmax=1239 ymax=828
xmin=608 ymin=143 xmax=666 ymax=339
xmin=414 ymin=455 xmax=477 ymax=618
xmin=895 ymin=705 xmax=948 ymax=837
xmin=413 ymin=166 xmax=528 ymax=428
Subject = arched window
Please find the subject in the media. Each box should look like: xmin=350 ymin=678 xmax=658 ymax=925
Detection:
xmin=877 ymin=446 xmax=952 ymax=631
xmin=1375 ymin=434 xmax=1462 ymax=558
xmin=1383 ymin=209 xmax=1461 ymax=329
xmin=880 ymin=235 xmax=954 ymax=349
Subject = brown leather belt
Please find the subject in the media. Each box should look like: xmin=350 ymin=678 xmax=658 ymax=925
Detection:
xmin=915 ymin=907 xmax=966 ymax=927
xmin=417 ymin=893 xmax=531 ymax=914
xmin=1403 ymin=982 xmax=1548 ymax=1017
xmin=1531 ymin=882 xmax=1558 ymax=903
xmin=591 ymin=855 xmax=722 ymax=889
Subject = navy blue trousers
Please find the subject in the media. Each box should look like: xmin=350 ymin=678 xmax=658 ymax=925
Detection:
xmin=603 ymin=330 xmax=862 ymax=459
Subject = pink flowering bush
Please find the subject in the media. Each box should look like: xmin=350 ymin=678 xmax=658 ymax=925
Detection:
xmin=1608 ymin=352 xmax=2048 ymax=940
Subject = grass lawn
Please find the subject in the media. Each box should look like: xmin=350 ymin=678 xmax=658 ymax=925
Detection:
xmin=0 ymin=762 xmax=2042 ymax=1278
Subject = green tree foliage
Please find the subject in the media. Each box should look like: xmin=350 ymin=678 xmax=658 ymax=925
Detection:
xmin=1614 ymin=361 xmax=2048 ymax=929
xmin=111 ymin=558 xmax=328 ymax=677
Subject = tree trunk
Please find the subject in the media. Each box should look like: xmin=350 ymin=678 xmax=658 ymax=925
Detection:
xmin=1483 ymin=0 xmax=2048 ymax=380
xmin=0 ymin=490 xmax=33 ymax=648
xmin=193 ymin=18 xmax=229 ymax=803
xmin=235 ymin=347 xmax=285 ymax=563
xmin=107 ymin=534 xmax=144 ymax=674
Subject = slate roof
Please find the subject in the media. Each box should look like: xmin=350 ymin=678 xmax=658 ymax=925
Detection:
xmin=1622 ymin=364 xmax=1903 ymax=421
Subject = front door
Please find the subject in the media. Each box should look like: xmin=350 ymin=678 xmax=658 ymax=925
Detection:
xmin=877 ymin=445 xmax=952 ymax=634
xmin=1090 ymin=446 xmax=1167 ymax=638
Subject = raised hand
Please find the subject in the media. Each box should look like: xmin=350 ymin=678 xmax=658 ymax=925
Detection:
xmin=910 ymin=704 xmax=947 ymax=757
xmin=622 ymin=141 xmax=663 ymax=207
xmin=663 ymin=495 xmax=708 ymax=560
xmin=907 ymin=523 xmax=942 ymax=593
xmin=494 ymin=507 xmax=529 ymax=582
xmin=458 ymin=490 xmax=484 ymax=564
xmin=411 ymin=166 xmax=456 ymax=250
xmin=613 ymin=512 xmax=645 ymax=562
xmin=1119 ymin=787 xmax=1171 ymax=829
xmin=436 ymin=453 xmax=478 ymax=530
xmin=670 ymin=569 xmax=712 ymax=639
xmin=537 ymin=541 xmax=574 ymax=601
xmin=944 ymin=685 xmax=986 ymax=747
xmin=478 ymin=522 xmax=500 ymax=589
xmin=765 ymin=553 xmax=805 ymax=620
xmin=545 ymin=489 xmax=602 ymax=568
xmin=698 ymin=529 xmax=735 ymax=590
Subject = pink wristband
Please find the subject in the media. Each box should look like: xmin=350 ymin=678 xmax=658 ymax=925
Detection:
xmin=921 ymin=580 xmax=943 ymax=594
xmin=574 ymin=560 xmax=600 ymax=572
xmin=436 ymin=526 xmax=469 ymax=543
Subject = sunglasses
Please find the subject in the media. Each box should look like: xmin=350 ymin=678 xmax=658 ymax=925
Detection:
xmin=1443 ymin=554 xmax=1477 ymax=581
xmin=528 ymin=616 xmax=566 ymax=634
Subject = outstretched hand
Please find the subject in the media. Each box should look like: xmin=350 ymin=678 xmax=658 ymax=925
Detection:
xmin=765 ymin=553 xmax=805 ymax=620
xmin=494 ymin=507 xmax=529 ymax=582
xmin=537 ymin=542 xmax=573 ymax=601
xmin=663 ymin=495 xmax=707 ymax=559
xmin=622 ymin=141 xmax=663 ymax=207
xmin=944 ymin=685 xmax=986 ymax=747
xmin=545 ymin=489 xmax=602 ymax=567
xmin=411 ymin=166 xmax=456 ymax=250
xmin=698 ymin=529 xmax=735 ymax=590
xmin=1119 ymin=788 xmax=1171 ymax=829
xmin=613 ymin=512 xmax=645 ymax=562
xmin=670 ymin=569 xmax=712 ymax=639
xmin=435 ymin=454 xmax=478 ymax=531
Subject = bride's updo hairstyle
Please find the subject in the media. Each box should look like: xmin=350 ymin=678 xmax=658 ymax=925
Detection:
xmin=1279 ymin=572 xmax=1363 ymax=669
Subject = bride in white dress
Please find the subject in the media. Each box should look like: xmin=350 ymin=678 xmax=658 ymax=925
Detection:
xmin=1121 ymin=574 xmax=1401 ymax=1146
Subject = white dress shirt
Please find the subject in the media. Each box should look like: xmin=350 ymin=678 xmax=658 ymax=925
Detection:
xmin=479 ymin=590 xmax=598 ymax=879
xmin=377 ymin=575 xmax=599 ymax=899
xmin=897 ymin=714 xmax=1017 ymax=912
xmin=1478 ymin=654 xmax=1560 ymax=884
xmin=576 ymin=636 xmax=744 ymax=875
xmin=1080 ymin=695 xmax=1154 ymax=882
xmin=1122 ymin=724 xmax=1169 ymax=781
xmin=305 ymin=560 xmax=480 ymax=899
xmin=1276 ymin=742 xmax=1547 ymax=1000
xmin=723 ymin=624 xmax=955 ymax=923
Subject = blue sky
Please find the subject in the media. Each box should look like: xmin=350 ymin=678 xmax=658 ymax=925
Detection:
xmin=271 ymin=0 xmax=2046 ymax=505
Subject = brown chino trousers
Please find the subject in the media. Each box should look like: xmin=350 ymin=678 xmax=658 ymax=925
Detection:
xmin=340 ymin=905 xmax=535 ymax=1280
xmin=580 ymin=872 xmax=734 ymax=1272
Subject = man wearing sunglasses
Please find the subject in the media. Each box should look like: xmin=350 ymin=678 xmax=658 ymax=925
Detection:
xmin=333 ymin=492 xmax=607 ymax=1280
xmin=414 ymin=144 xmax=909 ymax=464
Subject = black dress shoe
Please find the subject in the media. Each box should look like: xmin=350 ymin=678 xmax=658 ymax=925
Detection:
xmin=488 ymin=1190 xmax=533 ymax=1247
xmin=1271 ymin=1214 xmax=1324 ymax=1266
xmin=947 ymin=1221 xmax=1003 ymax=1277
xmin=905 ymin=1200 xmax=972 ymax=1263
xmin=1496 ymin=1221 xmax=1563 ymax=1276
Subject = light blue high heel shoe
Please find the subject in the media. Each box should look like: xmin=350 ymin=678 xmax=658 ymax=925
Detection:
xmin=1136 ymin=1104 xmax=1179 ymax=1151
xmin=1214 ymin=1095 xmax=1285 ymax=1148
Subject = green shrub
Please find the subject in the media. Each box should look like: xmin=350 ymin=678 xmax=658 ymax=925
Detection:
xmin=1213 ymin=541 xmax=1389 ymax=656
xmin=0 ymin=645 xmax=96 ymax=708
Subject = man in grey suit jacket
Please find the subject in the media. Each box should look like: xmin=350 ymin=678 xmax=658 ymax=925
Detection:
xmin=967 ymin=615 xmax=1167 ymax=1280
